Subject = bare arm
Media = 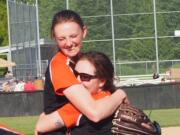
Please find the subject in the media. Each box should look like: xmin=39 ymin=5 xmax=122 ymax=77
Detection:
xmin=35 ymin=112 xmax=64 ymax=134
xmin=63 ymin=84 xmax=128 ymax=122
xmin=35 ymin=86 xmax=128 ymax=133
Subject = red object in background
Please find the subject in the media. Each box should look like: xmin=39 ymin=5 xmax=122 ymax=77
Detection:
xmin=24 ymin=81 xmax=36 ymax=92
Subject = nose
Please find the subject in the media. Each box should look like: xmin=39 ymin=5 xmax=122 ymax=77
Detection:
xmin=65 ymin=38 xmax=73 ymax=47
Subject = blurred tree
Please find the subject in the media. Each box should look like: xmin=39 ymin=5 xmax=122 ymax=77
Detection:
xmin=0 ymin=0 xmax=8 ymax=47
xmin=1 ymin=0 xmax=180 ymax=62
xmin=38 ymin=0 xmax=66 ymax=39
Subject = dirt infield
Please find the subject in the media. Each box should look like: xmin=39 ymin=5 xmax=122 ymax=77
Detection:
xmin=162 ymin=126 xmax=180 ymax=135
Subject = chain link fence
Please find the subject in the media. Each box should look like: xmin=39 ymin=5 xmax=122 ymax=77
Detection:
xmin=7 ymin=0 xmax=180 ymax=80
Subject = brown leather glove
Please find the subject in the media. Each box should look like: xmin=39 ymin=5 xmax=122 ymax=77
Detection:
xmin=111 ymin=103 xmax=161 ymax=135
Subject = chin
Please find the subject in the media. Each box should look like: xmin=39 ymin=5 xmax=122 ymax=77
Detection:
xmin=62 ymin=49 xmax=80 ymax=58
xmin=67 ymin=52 xmax=78 ymax=58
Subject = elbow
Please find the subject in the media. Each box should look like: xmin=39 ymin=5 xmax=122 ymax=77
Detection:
xmin=35 ymin=126 xmax=43 ymax=135
xmin=35 ymin=124 xmax=45 ymax=134
xmin=91 ymin=116 xmax=101 ymax=123
xmin=86 ymin=110 xmax=102 ymax=123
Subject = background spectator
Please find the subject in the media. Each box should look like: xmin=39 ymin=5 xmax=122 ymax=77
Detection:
xmin=4 ymin=71 xmax=13 ymax=78
xmin=2 ymin=81 xmax=11 ymax=92
xmin=24 ymin=80 xmax=36 ymax=92
xmin=33 ymin=77 xmax=44 ymax=90
xmin=14 ymin=80 xmax=25 ymax=92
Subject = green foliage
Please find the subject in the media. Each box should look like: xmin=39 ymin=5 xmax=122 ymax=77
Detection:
xmin=116 ymin=63 xmax=153 ymax=75
xmin=113 ymin=0 xmax=153 ymax=14
xmin=83 ymin=41 xmax=113 ymax=59
xmin=157 ymin=13 xmax=180 ymax=36
xmin=38 ymin=0 xmax=66 ymax=39
xmin=69 ymin=0 xmax=111 ymax=16
xmin=16 ymin=0 xmax=35 ymax=4
xmin=1 ymin=0 xmax=180 ymax=72
xmin=115 ymin=39 xmax=155 ymax=61
xmin=157 ymin=0 xmax=180 ymax=11
xmin=84 ymin=16 xmax=112 ymax=40
xmin=0 ymin=0 xmax=8 ymax=46
xmin=66 ymin=0 xmax=180 ymax=62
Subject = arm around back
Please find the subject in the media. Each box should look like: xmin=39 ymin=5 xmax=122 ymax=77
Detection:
xmin=63 ymin=84 xmax=127 ymax=122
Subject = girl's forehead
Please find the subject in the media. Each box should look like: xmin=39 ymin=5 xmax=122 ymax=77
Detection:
xmin=55 ymin=21 xmax=81 ymax=30
xmin=54 ymin=22 xmax=82 ymax=36
xmin=76 ymin=59 xmax=95 ymax=72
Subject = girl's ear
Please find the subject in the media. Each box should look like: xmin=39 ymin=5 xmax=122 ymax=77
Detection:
xmin=99 ymin=79 xmax=106 ymax=88
xmin=82 ymin=26 xmax=87 ymax=39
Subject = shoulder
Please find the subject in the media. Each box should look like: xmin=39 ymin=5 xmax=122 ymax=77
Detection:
xmin=50 ymin=52 xmax=70 ymax=71
xmin=51 ymin=52 xmax=67 ymax=64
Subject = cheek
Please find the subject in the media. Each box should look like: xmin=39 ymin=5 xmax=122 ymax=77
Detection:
xmin=74 ymin=35 xmax=83 ymax=44
xmin=82 ymin=82 xmax=92 ymax=91
xmin=82 ymin=82 xmax=89 ymax=88
xmin=57 ymin=44 xmax=63 ymax=50
xmin=83 ymin=81 xmax=99 ymax=93
xmin=56 ymin=40 xmax=64 ymax=48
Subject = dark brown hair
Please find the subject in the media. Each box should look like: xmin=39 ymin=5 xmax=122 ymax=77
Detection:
xmin=78 ymin=51 xmax=116 ymax=93
xmin=51 ymin=9 xmax=84 ymax=38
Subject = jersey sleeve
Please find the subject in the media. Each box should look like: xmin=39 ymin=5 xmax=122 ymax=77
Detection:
xmin=50 ymin=52 xmax=80 ymax=95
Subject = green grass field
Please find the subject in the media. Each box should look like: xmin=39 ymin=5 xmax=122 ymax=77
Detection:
xmin=0 ymin=108 xmax=180 ymax=135
xmin=144 ymin=108 xmax=180 ymax=127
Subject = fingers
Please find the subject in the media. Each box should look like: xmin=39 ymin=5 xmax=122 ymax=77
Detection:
xmin=141 ymin=123 xmax=153 ymax=131
xmin=123 ymin=97 xmax=130 ymax=104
